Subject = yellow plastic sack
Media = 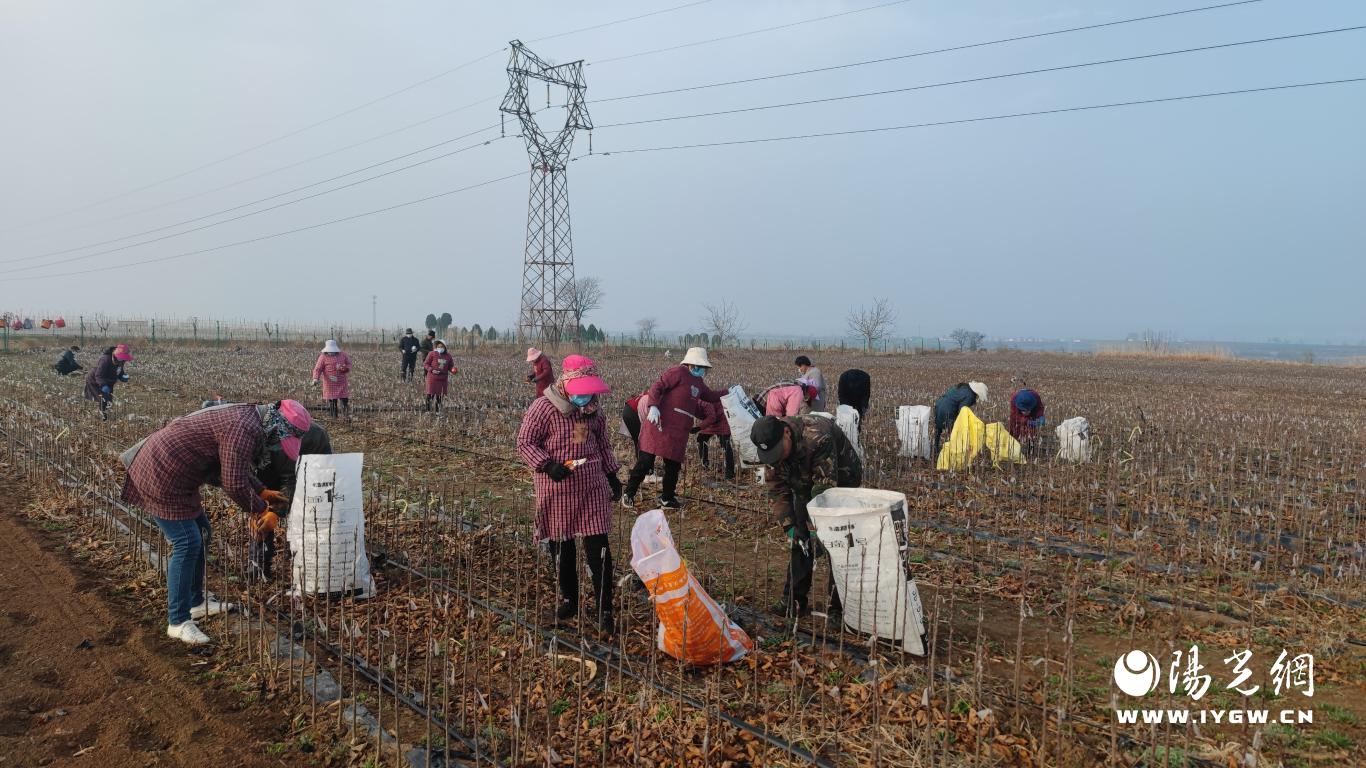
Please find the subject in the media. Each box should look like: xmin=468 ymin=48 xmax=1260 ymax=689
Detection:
xmin=984 ymin=422 xmax=1026 ymax=466
xmin=936 ymin=406 xmax=985 ymax=471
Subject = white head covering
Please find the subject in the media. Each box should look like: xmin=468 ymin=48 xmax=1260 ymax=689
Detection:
xmin=322 ymin=339 xmax=341 ymax=354
xmin=680 ymin=347 xmax=712 ymax=368
xmin=968 ymin=381 xmax=988 ymax=403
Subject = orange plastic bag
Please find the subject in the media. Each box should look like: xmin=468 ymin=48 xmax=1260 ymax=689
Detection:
xmin=630 ymin=509 xmax=751 ymax=665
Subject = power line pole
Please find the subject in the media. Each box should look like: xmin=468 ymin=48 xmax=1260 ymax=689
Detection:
xmin=500 ymin=40 xmax=592 ymax=347
xmin=371 ymin=294 xmax=377 ymax=329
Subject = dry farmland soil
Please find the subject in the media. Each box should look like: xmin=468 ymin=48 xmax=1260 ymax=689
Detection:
xmin=0 ymin=471 xmax=296 ymax=768
xmin=2 ymin=346 xmax=1364 ymax=766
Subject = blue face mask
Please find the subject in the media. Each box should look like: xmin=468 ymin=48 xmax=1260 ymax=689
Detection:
xmin=569 ymin=394 xmax=593 ymax=407
xmin=688 ymin=365 xmax=706 ymax=377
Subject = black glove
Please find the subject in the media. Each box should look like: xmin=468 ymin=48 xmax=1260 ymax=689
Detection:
xmin=606 ymin=472 xmax=623 ymax=501
xmin=526 ymin=373 xmax=535 ymax=383
xmin=539 ymin=459 xmax=572 ymax=482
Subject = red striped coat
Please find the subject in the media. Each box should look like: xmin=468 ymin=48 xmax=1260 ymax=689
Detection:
xmin=312 ymin=353 xmax=352 ymax=400
xmin=516 ymin=395 xmax=620 ymax=541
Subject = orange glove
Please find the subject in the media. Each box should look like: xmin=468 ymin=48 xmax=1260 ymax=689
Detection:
xmin=249 ymin=510 xmax=279 ymax=539
xmin=260 ymin=489 xmax=289 ymax=508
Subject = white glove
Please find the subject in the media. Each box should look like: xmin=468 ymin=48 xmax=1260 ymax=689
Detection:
xmin=311 ymin=379 xmax=319 ymax=386
xmin=646 ymin=406 xmax=661 ymax=426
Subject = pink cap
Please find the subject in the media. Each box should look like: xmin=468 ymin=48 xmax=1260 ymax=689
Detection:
xmin=526 ymin=347 xmax=543 ymax=362
xmin=277 ymin=399 xmax=312 ymax=461
xmin=562 ymin=354 xmax=593 ymax=372
xmin=113 ymin=344 xmax=134 ymax=361
xmin=565 ymin=375 xmax=611 ymax=396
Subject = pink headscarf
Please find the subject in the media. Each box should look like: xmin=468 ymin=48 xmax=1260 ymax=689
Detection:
xmin=558 ymin=355 xmax=610 ymax=396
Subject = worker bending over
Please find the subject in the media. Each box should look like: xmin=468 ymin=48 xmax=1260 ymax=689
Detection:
xmin=750 ymin=414 xmax=862 ymax=618
xmin=121 ymin=400 xmax=312 ymax=645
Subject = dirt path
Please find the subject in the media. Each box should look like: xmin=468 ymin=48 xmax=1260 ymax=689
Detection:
xmin=0 ymin=476 xmax=286 ymax=768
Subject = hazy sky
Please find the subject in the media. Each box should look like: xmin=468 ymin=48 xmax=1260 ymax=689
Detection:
xmin=1 ymin=1 xmax=1362 ymax=342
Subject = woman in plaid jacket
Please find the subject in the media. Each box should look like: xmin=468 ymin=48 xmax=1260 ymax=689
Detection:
xmin=516 ymin=355 xmax=622 ymax=632
xmin=311 ymin=339 xmax=352 ymax=417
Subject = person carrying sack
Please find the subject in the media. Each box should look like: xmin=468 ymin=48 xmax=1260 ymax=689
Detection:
xmin=750 ymin=414 xmax=862 ymax=618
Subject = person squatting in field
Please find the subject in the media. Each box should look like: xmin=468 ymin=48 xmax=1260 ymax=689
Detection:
xmin=121 ymin=400 xmax=312 ymax=645
xmin=423 ymin=340 xmax=457 ymax=412
xmin=312 ymin=339 xmax=352 ymax=417
xmin=750 ymin=413 xmax=863 ymax=618
xmin=1007 ymin=377 xmax=1046 ymax=451
xmin=793 ymin=355 xmax=826 ymax=412
xmin=84 ymin=343 xmax=132 ymax=420
xmin=516 ymin=355 xmax=622 ymax=632
xmin=933 ymin=381 xmax=988 ymax=455
xmin=526 ymin=347 xmax=554 ymax=398
xmin=621 ymin=347 xmax=725 ymax=510
xmin=694 ymin=399 xmax=735 ymax=480
xmin=54 ymin=345 xmax=82 ymax=376
xmin=399 ymin=328 xmax=421 ymax=382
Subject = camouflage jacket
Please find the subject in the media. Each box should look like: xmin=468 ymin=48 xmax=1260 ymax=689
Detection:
xmin=766 ymin=415 xmax=862 ymax=532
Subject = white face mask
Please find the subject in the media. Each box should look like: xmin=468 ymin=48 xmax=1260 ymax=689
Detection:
xmin=435 ymin=347 xmax=446 ymax=354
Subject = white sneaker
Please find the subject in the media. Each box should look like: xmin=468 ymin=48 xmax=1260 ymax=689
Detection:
xmin=190 ymin=595 xmax=235 ymax=620
xmin=167 ymin=620 xmax=211 ymax=645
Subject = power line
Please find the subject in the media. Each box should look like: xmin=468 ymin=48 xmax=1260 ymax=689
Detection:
xmin=0 ymin=124 xmax=504 ymax=266
xmin=0 ymin=135 xmax=508 ymax=275
xmin=583 ymin=78 xmax=1365 ymax=155
xmin=527 ymin=0 xmax=715 ymax=44
xmin=7 ymin=171 xmax=526 ymax=282
xmin=3 ymin=0 xmax=713 ymax=232
xmin=33 ymin=96 xmax=503 ymax=242
xmin=592 ymin=26 xmax=1366 ymax=130
xmin=591 ymin=0 xmax=915 ymax=65
xmin=2 ymin=51 xmax=505 ymax=236
xmin=590 ymin=0 xmax=1266 ymax=103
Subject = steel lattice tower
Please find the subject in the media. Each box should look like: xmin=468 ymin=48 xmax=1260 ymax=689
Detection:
xmin=501 ymin=40 xmax=592 ymax=345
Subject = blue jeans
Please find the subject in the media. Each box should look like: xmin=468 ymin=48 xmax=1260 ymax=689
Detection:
xmin=154 ymin=514 xmax=211 ymax=625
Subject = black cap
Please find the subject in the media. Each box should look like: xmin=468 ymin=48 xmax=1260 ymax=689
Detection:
xmin=794 ymin=355 xmax=811 ymax=367
xmin=749 ymin=416 xmax=788 ymax=464
xmin=406 ymin=328 xmax=413 ymax=334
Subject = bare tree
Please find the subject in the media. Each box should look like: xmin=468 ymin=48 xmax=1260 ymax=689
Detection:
xmin=949 ymin=328 xmax=986 ymax=351
xmin=847 ymin=298 xmax=897 ymax=351
xmin=700 ymin=300 xmax=746 ymax=348
xmin=566 ymin=276 xmax=605 ymax=330
xmin=635 ymin=317 xmax=658 ymax=344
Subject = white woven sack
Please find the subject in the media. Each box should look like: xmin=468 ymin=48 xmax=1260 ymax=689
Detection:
xmin=287 ymin=452 xmax=376 ymax=598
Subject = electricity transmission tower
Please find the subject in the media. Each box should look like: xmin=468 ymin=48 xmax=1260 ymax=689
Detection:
xmin=500 ymin=40 xmax=592 ymax=345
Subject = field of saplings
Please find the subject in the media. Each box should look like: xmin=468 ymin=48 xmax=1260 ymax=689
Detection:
xmin=1 ymin=342 xmax=1363 ymax=767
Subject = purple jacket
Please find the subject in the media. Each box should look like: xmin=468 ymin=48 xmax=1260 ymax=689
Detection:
xmin=639 ymin=365 xmax=723 ymax=463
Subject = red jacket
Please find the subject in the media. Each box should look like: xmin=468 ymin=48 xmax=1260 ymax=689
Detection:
xmin=1007 ymin=388 xmax=1045 ymax=441
xmin=530 ymin=355 xmax=555 ymax=397
xmin=696 ymin=400 xmax=730 ymax=436
xmin=639 ymin=365 xmax=723 ymax=463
